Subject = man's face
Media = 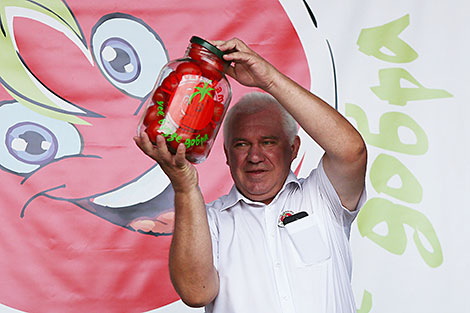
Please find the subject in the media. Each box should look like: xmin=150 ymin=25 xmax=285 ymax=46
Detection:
xmin=225 ymin=108 xmax=300 ymax=204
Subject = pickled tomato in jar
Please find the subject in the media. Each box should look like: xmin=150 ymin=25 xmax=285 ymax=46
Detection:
xmin=137 ymin=36 xmax=232 ymax=163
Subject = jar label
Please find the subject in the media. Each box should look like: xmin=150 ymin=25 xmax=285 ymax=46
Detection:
xmin=167 ymin=75 xmax=217 ymax=132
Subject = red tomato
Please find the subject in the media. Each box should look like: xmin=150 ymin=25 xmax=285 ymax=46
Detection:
xmin=199 ymin=123 xmax=215 ymax=140
xmin=212 ymin=101 xmax=225 ymax=123
xmin=199 ymin=61 xmax=223 ymax=82
xmin=183 ymin=124 xmax=213 ymax=162
xmin=188 ymin=45 xmax=205 ymax=62
xmin=160 ymin=71 xmax=181 ymax=94
xmin=143 ymin=105 xmax=161 ymax=127
xmin=166 ymin=141 xmax=177 ymax=154
xmin=174 ymin=129 xmax=194 ymax=153
xmin=145 ymin=120 xmax=164 ymax=144
xmin=152 ymin=86 xmax=169 ymax=105
xmin=166 ymin=134 xmax=183 ymax=154
xmin=175 ymin=61 xmax=202 ymax=76
xmin=190 ymin=144 xmax=207 ymax=159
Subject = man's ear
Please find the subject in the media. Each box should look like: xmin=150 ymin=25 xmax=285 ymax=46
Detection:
xmin=291 ymin=135 xmax=301 ymax=161
xmin=224 ymin=145 xmax=229 ymax=166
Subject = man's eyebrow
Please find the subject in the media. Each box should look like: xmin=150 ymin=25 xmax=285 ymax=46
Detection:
xmin=261 ymin=136 xmax=280 ymax=140
xmin=230 ymin=136 xmax=280 ymax=143
xmin=231 ymin=137 xmax=248 ymax=143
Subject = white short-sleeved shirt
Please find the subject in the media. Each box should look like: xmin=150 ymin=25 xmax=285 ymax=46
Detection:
xmin=205 ymin=160 xmax=366 ymax=313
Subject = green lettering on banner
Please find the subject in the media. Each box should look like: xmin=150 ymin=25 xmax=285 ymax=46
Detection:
xmin=357 ymin=14 xmax=417 ymax=63
xmin=371 ymin=68 xmax=453 ymax=106
xmin=370 ymin=154 xmax=422 ymax=204
xmin=345 ymin=103 xmax=428 ymax=155
xmin=357 ymin=197 xmax=443 ymax=268
xmin=357 ymin=290 xmax=372 ymax=313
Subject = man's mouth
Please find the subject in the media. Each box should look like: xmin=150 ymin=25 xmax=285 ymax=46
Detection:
xmin=245 ymin=169 xmax=268 ymax=177
xmin=246 ymin=168 xmax=268 ymax=173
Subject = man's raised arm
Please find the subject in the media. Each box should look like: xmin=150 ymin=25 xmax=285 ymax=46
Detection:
xmin=215 ymin=38 xmax=367 ymax=211
xmin=134 ymin=134 xmax=219 ymax=307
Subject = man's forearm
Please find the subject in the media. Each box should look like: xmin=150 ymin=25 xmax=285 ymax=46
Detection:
xmin=169 ymin=186 xmax=219 ymax=307
xmin=133 ymin=102 xmax=219 ymax=305
xmin=266 ymin=71 xmax=365 ymax=160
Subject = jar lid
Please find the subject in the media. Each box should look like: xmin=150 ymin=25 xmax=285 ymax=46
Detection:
xmin=190 ymin=36 xmax=228 ymax=64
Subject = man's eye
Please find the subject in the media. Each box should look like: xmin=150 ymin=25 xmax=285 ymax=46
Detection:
xmin=262 ymin=140 xmax=276 ymax=146
xmin=234 ymin=142 xmax=247 ymax=148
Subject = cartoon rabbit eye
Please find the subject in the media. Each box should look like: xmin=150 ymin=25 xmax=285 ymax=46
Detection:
xmin=91 ymin=13 xmax=169 ymax=99
xmin=99 ymin=37 xmax=141 ymax=83
xmin=6 ymin=122 xmax=58 ymax=165
xmin=0 ymin=101 xmax=82 ymax=175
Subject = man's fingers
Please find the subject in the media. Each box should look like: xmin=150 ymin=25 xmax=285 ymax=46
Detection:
xmin=222 ymin=51 xmax=254 ymax=64
xmin=135 ymin=132 xmax=155 ymax=153
xmin=133 ymin=135 xmax=141 ymax=146
xmin=224 ymin=65 xmax=235 ymax=79
xmin=155 ymin=135 xmax=172 ymax=159
xmin=208 ymin=39 xmax=222 ymax=46
xmin=215 ymin=37 xmax=251 ymax=53
xmin=174 ymin=143 xmax=188 ymax=168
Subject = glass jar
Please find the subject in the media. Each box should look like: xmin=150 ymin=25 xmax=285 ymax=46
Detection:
xmin=137 ymin=36 xmax=232 ymax=163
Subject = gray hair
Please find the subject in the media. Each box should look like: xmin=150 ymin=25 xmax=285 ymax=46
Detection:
xmin=223 ymin=92 xmax=298 ymax=147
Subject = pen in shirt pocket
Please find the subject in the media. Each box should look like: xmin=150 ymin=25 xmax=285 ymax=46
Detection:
xmin=282 ymin=211 xmax=308 ymax=226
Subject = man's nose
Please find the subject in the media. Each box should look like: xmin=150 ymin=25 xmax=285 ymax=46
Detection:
xmin=247 ymin=144 xmax=264 ymax=163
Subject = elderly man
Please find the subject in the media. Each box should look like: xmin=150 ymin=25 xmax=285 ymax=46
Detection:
xmin=134 ymin=38 xmax=367 ymax=313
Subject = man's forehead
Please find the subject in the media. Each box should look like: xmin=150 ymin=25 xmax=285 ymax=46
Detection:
xmin=226 ymin=108 xmax=287 ymax=142
xmin=229 ymin=120 xmax=287 ymax=142
xmin=233 ymin=108 xmax=281 ymax=125
xmin=231 ymin=135 xmax=280 ymax=142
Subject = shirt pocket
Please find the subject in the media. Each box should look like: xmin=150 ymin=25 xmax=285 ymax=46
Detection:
xmin=284 ymin=214 xmax=330 ymax=266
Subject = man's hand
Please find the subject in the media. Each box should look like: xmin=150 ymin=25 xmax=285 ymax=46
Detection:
xmin=133 ymin=132 xmax=198 ymax=193
xmin=212 ymin=38 xmax=281 ymax=91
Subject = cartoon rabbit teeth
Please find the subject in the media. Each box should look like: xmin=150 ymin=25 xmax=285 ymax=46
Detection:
xmin=74 ymin=168 xmax=175 ymax=235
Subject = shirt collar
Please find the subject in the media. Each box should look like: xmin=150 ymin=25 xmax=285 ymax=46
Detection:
xmin=219 ymin=171 xmax=301 ymax=211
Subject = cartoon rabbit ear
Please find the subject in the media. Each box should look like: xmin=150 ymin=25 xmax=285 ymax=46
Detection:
xmin=0 ymin=1 xmax=103 ymax=125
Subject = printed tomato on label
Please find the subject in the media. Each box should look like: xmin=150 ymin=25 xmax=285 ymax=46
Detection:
xmin=212 ymin=101 xmax=225 ymax=123
xmin=160 ymin=71 xmax=181 ymax=94
xmin=145 ymin=119 xmax=165 ymax=144
xmin=180 ymin=82 xmax=215 ymax=131
xmin=176 ymin=62 xmax=202 ymax=76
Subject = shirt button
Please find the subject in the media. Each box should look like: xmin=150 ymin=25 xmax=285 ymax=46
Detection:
xmin=283 ymin=296 xmax=288 ymax=301
xmin=275 ymin=262 xmax=281 ymax=268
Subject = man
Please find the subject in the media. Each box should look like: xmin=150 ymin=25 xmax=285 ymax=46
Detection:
xmin=134 ymin=38 xmax=367 ymax=313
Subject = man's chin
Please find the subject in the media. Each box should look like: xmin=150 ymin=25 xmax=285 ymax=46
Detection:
xmin=241 ymin=186 xmax=278 ymax=204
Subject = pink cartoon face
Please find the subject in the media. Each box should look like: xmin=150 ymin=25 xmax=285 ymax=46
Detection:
xmin=0 ymin=0 xmax=311 ymax=312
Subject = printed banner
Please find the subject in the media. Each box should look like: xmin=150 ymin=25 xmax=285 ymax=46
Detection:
xmin=0 ymin=0 xmax=468 ymax=312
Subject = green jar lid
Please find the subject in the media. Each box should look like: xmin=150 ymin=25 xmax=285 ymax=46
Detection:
xmin=190 ymin=36 xmax=228 ymax=64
